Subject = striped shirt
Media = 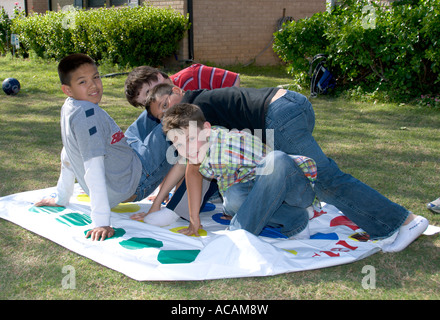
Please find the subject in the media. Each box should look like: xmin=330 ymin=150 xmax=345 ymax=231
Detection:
xmin=171 ymin=64 xmax=239 ymax=91
xmin=199 ymin=126 xmax=317 ymax=196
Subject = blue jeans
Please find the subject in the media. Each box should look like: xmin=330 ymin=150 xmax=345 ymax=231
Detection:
xmin=125 ymin=110 xmax=174 ymax=201
xmin=225 ymin=151 xmax=315 ymax=237
xmin=261 ymin=90 xmax=409 ymax=239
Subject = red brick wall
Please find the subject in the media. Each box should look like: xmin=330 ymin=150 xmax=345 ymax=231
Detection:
xmin=146 ymin=0 xmax=326 ymax=65
xmin=191 ymin=0 xmax=325 ymax=65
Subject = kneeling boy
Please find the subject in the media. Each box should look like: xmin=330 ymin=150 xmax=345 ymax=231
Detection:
xmin=146 ymin=103 xmax=318 ymax=238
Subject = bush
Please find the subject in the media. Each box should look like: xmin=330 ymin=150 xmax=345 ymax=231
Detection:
xmin=273 ymin=0 xmax=440 ymax=102
xmin=417 ymin=94 xmax=440 ymax=109
xmin=272 ymin=10 xmax=330 ymax=78
xmin=0 ymin=8 xmax=14 ymax=55
xmin=11 ymin=4 xmax=189 ymax=66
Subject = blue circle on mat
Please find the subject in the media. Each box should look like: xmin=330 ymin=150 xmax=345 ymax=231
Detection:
xmin=212 ymin=212 xmax=231 ymax=225
xmin=259 ymin=227 xmax=288 ymax=239
xmin=201 ymin=202 xmax=216 ymax=212
xmin=310 ymin=232 xmax=339 ymax=240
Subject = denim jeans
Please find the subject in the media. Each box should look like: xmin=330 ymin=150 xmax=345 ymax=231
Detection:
xmin=125 ymin=110 xmax=174 ymax=201
xmin=225 ymin=151 xmax=315 ymax=237
xmin=262 ymin=90 xmax=409 ymax=239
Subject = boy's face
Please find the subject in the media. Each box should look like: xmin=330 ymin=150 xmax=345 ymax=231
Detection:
xmin=168 ymin=122 xmax=211 ymax=164
xmin=135 ymin=74 xmax=172 ymax=106
xmin=61 ymin=63 xmax=103 ymax=104
xmin=150 ymin=87 xmax=184 ymax=119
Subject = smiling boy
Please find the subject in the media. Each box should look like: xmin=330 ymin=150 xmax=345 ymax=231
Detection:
xmin=35 ymin=53 xmax=143 ymax=241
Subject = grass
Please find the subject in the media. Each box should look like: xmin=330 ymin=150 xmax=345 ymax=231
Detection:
xmin=0 ymin=55 xmax=439 ymax=300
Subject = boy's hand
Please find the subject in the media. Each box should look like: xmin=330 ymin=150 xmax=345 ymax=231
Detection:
xmin=130 ymin=212 xmax=148 ymax=221
xmin=34 ymin=197 xmax=63 ymax=207
xmin=130 ymin=201 xmax=162 ymax=221
xmin=178 ymin=222 xmax=202 ymax=237
xmin=85 ymin=226 xmax=114 ymax=241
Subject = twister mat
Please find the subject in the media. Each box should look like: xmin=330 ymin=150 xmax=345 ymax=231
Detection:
xmin=0 ymin=184 xmax=438 ymax=281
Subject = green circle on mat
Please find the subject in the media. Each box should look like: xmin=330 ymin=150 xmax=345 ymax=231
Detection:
xmin=56 ymin=212 xmax=92 ymax=226
xmin=29 ymin=206 xmax=65 ymax=214
xmin=83 ymin=227 xmax=126 ymax=240
xmin=157 ymin=250 xmax=200 ymax=264
xmin=119 ymin=237 xmax=163 ymax=250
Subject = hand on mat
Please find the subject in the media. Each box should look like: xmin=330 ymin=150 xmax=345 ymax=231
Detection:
xmin=130 ymin=212 xmax=148 ymax=222
xmin=130 ymin=203 xmax=160 ymax=221
xmin=178 ymin=222 xmax=202 ymax=237
xmin=34 ymin=197 xmax=63 ymax=207
xmin=85 ymin=226 xmax=114 ymax=241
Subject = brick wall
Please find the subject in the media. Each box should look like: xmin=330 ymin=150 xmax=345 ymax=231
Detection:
xmin=146 ymin=0 xmax=326 ymax=66
xmin=145 ymin=0 xmax=185 ymax=13
xmin=191 ymin=0 xmax=325 ymax=65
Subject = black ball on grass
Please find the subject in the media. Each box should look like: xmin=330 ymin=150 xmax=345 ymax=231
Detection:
xmin=2 ymin=78 xmax=21 ymax=95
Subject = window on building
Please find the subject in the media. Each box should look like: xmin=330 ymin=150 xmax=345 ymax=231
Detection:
xmin=74 ymin=0 xmax=130 ymax=9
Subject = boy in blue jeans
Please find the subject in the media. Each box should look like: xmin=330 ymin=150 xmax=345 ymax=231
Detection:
xmin=143 ymin=103 xmax=318 ymax=238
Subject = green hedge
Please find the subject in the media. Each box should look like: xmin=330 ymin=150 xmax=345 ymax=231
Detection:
xmin=0 ymin=8 xmax=12 ymax=55
xmin=10 ymin=5 xmax=189 ymax=66
xmin=273 ymin=0 xmax=440 ymax=101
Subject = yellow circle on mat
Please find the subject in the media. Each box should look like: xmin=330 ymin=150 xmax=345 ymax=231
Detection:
xmin=111 ymin=203 xmax=141 ymax=213
xmin=77 ymin=194 xmax=90 ymax=202
xmin=169 ymin=226 xmax=208 ymax=237
xmin=76 ymin=194 xmax=140 ymax=213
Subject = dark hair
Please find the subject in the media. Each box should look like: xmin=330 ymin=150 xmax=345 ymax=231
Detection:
xmin=144 ymin=82 xmax=175 ymax=113
xmin=124 ymin=66 xmax=170 ymax=107
xmin=162 ymin=103 xmax=206 ymax=135
xmin=58 ymin=53 xmax=96 ymax=85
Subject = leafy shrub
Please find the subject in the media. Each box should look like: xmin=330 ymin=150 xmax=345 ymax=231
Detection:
xmin=273 ymin=10 xmax=330 ymax=79
xmin=0 ymin=8 xmax=11 ymax=54
xmin=273 ymin=0 xmax=440 ymax=102
xmin=12 ymin=10 xmax=76 ymax=59
xmin=417 ymin=94 xmax=440 ymax=109
xmin=11 ymin=4 xmax=189 ymax=66
xmin=0 ymin=9 xmax=9 ymax=52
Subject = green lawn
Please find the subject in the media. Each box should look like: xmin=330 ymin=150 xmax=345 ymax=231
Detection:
xmin=0 ymin=56 xmax=439 ymax=300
